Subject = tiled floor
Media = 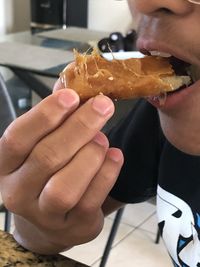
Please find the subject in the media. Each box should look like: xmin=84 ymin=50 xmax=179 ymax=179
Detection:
xmin=0 ymin=198 xmax=173 ymax=267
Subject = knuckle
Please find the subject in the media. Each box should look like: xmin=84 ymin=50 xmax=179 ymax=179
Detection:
xmin=73 ymin=209 xmax=104 ymax=242
xmin=88 ymin=143 xmax=107 ymax=164
xmin=89 ymin=224 xmax=103 ymax=241
xmin=102 ymin=167 xmax=117 ymax=183
xmin=31 ymin=143 xmax=63 ymax=172
xmin=42 ymin=185 xmax=77 ymax=212
xmin=77 ymin=201 xmax=97 ymax=216
xmin=3 ymin=194 xmax=22 ymax=214
xmin=84 ymin=214 xmax=104 ymax=241
xmin=38 ymin=107 xmax=57 ymax=129
xmin=3 ymin=124 xmax=26 ymax=156
xmin=83 ymin=225 xmax=102 ymax=243
xmin=3 ymin=197 xmax=15 ymax=213
xmin=100 ymin=169 xmax=118 ymax=190
xmin=90 ymin=152 xmax=103 ymax=166
xmin=95 ymin=153 xmax=106 ymax=167
xmin=73 ymin=114 xmax=96 ymax=133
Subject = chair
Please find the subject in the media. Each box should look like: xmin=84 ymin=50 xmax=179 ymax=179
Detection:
xmin=100 ymin=203 xmax=160 ymax=267
xmin=0 ymin=73 xmax=17 ymax=232
xmin=99 ymin=207 xmax=125 ymax=267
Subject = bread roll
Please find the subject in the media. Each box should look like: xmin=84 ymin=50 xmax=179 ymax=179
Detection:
xmin=60 ymin=50 xmax=191 ymax=101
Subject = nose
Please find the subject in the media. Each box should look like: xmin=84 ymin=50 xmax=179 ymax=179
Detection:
xmin=132 ymin=0 xmax=193 ymax=16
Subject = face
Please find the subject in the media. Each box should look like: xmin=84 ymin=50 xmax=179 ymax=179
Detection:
xmin=128 ymin=0 xmax=200 ymax=155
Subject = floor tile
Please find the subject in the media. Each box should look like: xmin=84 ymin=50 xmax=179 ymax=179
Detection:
xmin=139 ymin=212 xmax=158 ymax=234
xmin=0 ymin=211 xmax=14 ymax=233
xmin=108 ymin=202 xmax=156 ymax=228
xmin=92 ymin=229 xmax=173 ymax=267
xmin=0 ymin=212 xmax=5 ymax=230
xmin=61 ymin=217 xmax=134 ymax=266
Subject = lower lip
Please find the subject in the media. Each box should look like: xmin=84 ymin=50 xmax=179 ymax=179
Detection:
xmin=147 ymin=79 xmax=200 ymax=109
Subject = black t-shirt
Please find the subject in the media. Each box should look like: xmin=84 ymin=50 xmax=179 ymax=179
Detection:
xmin=108 ymin=99 xmax=200 ymax=267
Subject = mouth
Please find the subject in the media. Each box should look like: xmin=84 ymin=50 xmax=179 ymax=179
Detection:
xmin=140 ymin=47 xmax=200 ymax=106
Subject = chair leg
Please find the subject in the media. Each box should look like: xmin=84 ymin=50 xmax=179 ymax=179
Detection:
xmin=4 ymin=210 xmax=12 ymax=232
xmin=99 ymin=207 xmax=125 ymax=267
xmin=155 ymin=227 xmax=161 ymax=244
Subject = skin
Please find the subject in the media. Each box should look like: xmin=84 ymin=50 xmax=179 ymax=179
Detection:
xmin=0 ymin=0 xmax=200 ymax=255
xmin=0 ymin=90 xmax=124 ymax=254
xmin=129 ymin=0 xmax=200 ymax=155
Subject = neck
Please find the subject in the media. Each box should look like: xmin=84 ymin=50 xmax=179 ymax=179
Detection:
xmin=159 ymin=110 xmax=200 ymax=156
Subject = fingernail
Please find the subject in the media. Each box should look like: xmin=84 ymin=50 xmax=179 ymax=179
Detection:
xmin=108 ymin=149 xmax=123 ymax=163
xmin=92 ymin=95 xmax=113 ymax=116
xmin=93 ymin=132 xmax=109 ymax=147
xmin=58 ymin=90 xmax=79 ymax=109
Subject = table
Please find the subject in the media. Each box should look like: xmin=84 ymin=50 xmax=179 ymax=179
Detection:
xmin=0 ymin=229 xmax=89 ymax=267
xmin=0 ymin=27 xmax=109 ymax=99
xmin=0 ymin=29 xmax=92 ymax=75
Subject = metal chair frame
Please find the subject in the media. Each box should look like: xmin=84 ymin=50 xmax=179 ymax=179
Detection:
xmin=99 ymin=206 xmax=160 ymax=267
xmin=0 ymin=72 xmax=16 ymax=232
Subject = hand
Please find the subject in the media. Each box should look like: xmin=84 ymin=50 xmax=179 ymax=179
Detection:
xmin=0 ymin=86 xmax=124 ymax=254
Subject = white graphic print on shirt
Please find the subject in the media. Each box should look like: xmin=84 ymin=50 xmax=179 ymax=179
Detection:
xmin=157 ymin=186 xmax=200 ymax=267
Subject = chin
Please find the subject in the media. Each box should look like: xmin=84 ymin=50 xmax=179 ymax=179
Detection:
xmin=160 ymin=117 xmax=200 ymax=156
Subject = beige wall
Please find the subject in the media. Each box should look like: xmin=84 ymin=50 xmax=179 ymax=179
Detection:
xmin=12 ymin=0 xmax=31 ymax=33
xmin=0 ymin=0 xmax=133 ymax=35
xmin=88 ymin=0 xmax=134 ymax=33
xmin=0 ymin=0 xmax=30 ymax=34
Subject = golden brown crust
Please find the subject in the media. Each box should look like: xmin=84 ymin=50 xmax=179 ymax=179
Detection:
xmin=60 ymin=50 xmax=176 ymax=101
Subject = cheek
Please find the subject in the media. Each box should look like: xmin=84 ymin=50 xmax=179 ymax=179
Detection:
xmin=127 ymin=0 xmax=137 ymax=16
xmin=127 ymin=0 xmax=142 ymax=27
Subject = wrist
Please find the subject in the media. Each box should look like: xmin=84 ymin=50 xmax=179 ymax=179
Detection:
xmin=13 ymin=215 xmax=72 ymax=255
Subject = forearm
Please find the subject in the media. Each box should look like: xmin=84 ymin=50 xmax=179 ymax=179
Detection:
xmin=13 ymin=215 xmax=72 ymax=255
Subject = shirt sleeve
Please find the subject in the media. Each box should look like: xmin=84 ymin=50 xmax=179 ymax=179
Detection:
xmin=107 ymin=99 xmax=164 ymax=203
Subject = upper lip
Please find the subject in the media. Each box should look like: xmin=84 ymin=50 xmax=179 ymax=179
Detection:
xmin=137 ymin=38 xmax=200 ymax=67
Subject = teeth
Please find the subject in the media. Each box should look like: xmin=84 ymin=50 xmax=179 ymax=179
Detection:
xmin=149 ymin=51 xmax=172 ymax=58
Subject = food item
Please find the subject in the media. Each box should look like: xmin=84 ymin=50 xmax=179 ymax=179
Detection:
xmin=60 ymin=50 xmax=191 ymax=101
